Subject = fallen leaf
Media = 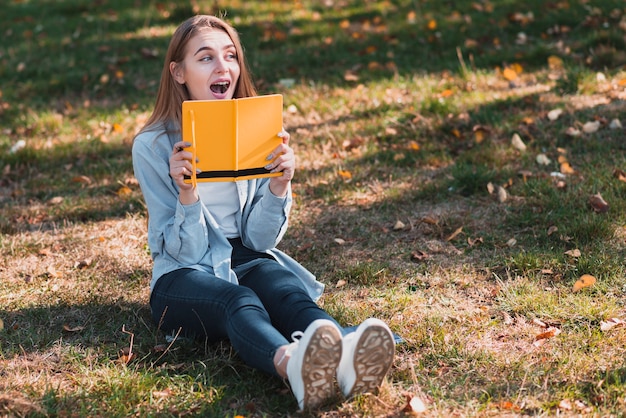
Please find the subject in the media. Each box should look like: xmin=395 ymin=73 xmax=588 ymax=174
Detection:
xmin=559 ymin=399 xmax=572 ymax=411
xmin=565 ymin=127 xmax=580 ymax=137
xmin=511 ymin=133 xmax=526 ymax=151
xmin=406 ymin=11 xmax=417 ymax=24
xmin=609 ymin=119 xmax=622 ymax=129
xmin=497 ymin=186 xmax=508 ymax=203
xmin=600 ymin=317 xmax=625 ymax=331
xmin=506 ymin=238 xmax=517 ymax=247
xmin=536 ymin=154 xmax=551 ymax=165
xmin=393 ymin=220 xmax=406 ymax=230
xmin=118 ymin=347 xmax=136 ymax=364
xmin=48 ymin=196 xmax=64 ymax=205
xmin=472 ymin=125 xmax=489 ymax=143
xmin=74 ymin=258 xmax=92 ymax=269
xmin=613 ymin=168 xmax=626 ymax=183
xmin=547 ymin=108 xmax=563 ymax=121
xmin=334 ymin=238 xmax=346 ymax=245
xmin=565 ymin=248 xmax=581 ymax=258
xmin=335 ymin=279 xmax=347 ymax=288
xmin=446 ymin=226 xmax=463 ymax=242
xmin=337 ymin=170 xmax=352 ymax=179
xmin=467 ymin=237 xmax=483 ymax=247
xmin=533 ymin=326 xmax=561 ymax=346
xmin=402 ymin=393 xmax=427 ymax=414
xmin=63 ymin=324 xmax=85 ymax=333
xmin=547 ymin=55 xmax=564 ymax=70
xmin=0 ymin=318 xmax=4 ymax=331
xmin=497 ymin=400 xmax=521 ymax=411
xmin=547 ymin=225 xmax=558 ymax=236
xmin=408 ymin=140 xmax=420 ymax=151
xmin=573 ymin=274 xmax=596 ymax=292
xmin=47 ymin=265 xmax=61 ymax=278
xmin=72 ymin=175 xmax=92 ymax=185
xmin=117 ymin=186 xmax=132 ymax=196
xmin=411 ymin=249 xmax=430 ymax=262
xmin=588 ymin=193 xmax=609 ymax=213
xmin=487 ymin=182 xmax=495 ymax=194
xmin=503 ymin=67 xmax=518 ymax=81
xmin=421 ymin=216 xmax=439 ymax=225
xmin=582 ymin=121 xmax=600 ymax=134
xmin=560 ymin=161 xmax=575 ymax=174
xmin=152 ymin=388 xmax=172 ymax=398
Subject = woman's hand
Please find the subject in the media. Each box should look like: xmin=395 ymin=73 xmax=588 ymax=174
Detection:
xmin=267 ymin=129 xmax=295 ymax=197
xmin=169 ymin=141 xmax=199 ymax=204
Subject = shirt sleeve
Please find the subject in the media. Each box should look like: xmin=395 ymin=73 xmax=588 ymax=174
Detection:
xmin=132 ymin=132 xmax=210 ymax=265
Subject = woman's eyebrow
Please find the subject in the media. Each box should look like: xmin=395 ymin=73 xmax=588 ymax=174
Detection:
xmin=193 ymin=44 xmax=235 ymax=56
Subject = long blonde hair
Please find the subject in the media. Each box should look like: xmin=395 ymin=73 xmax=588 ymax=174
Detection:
xmin=140 ymin=15 xmax=257 ymax=134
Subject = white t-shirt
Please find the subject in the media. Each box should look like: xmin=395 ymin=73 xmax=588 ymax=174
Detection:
xmin=197 ymin=182 xmax=239 ymax=238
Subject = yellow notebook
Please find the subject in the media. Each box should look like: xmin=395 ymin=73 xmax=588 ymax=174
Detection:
xmin=182 ymin=94 xmax=284 ymax=184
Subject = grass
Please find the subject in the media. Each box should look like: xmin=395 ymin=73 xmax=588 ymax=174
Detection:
xmin=1 ymin=0 xmax=626 ymax=416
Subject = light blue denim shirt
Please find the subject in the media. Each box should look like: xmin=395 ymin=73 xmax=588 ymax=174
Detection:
xmin=132 ymin=124 xmax=324 ymax=301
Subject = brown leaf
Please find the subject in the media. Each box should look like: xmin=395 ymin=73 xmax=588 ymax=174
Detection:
xmin=613 ymin=168 xmax=626 ymax=183
xmin=560 ymin=161 xmax=575 ymax=174
xmin=473 ymin=125 xmax=489 ymax=143
xmin=496 ymin=401 xmax=521 ymax=411
xmin=72 ymin=175 xmax=92 ymax=185
xmin=502 ymin=67 xmax=518 ymax=81
xmin=572 ymin=274 xmax=596 ymax=292
xmin=118 ymin=347 xmax=136 ymax=364
xmin=48 ymin=196 xmax=64 ymax=205
xmin=421 ymin=216 xmax=439 ymax=225
xmin=467 ymin=237 xmax=483 ymax=247
xmin=393 ymin=220 xmax=406 ymax=230
xmin=600 ymin=317 xmax=625 ymax=331
xmin=588 ymin=193 xmax=609 ymax=213
xmin=117 ymin=186 xmax=132 ymax=197
xmin=565 ymin=248 xmax=581 ymax=258
xmin=533 ymin=326 xmax=561 ymax=346
xmin=152 ymin=388 xmax=172 ymax=398
xmin=63 ymin=324 xmax=85 ymax=333
xmin=446 ymin=226 xmax=463 ymax=242
xmin=337 ymin=170 xmax=352 ymax=180
xmin=411 ymin=249 xmax=430 ymax=262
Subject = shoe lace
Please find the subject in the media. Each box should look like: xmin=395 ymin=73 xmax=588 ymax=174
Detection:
xmin=277 ymin=330 xmax=304 ymax=368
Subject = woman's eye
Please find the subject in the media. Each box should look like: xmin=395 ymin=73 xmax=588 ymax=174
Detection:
xmin=200 ymin=56 xmax=212 ymax=62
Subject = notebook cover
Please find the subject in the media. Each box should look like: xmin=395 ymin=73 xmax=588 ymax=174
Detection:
xmin=182 ymin=94 xmax=284 ymax=184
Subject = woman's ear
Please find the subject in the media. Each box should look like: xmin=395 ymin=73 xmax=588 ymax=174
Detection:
xmin=170 ymin=62 xmax=185 ymax=84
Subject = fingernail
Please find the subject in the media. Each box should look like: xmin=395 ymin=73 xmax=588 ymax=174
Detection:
xmin=265 ymin=164 xmax=273 ymax=170
xmin=277 ymin=132 xmax=285 ymax=137
xmin=266 ymin=153 xmax=273 ymax=161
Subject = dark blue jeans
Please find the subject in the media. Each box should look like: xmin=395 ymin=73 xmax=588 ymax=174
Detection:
xmin=150 ymin=238 xmax=339 ymax=376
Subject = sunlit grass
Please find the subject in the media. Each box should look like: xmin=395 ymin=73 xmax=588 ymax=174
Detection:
xmin=2 ymin=0 xmax=626 ymax=416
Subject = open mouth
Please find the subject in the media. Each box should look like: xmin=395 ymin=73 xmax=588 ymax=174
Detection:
xmin=210 ymin=81 xmax=230 ymax=94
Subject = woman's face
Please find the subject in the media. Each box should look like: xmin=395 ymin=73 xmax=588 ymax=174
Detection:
xmin=171 ymin=29 xmax=241 ymax=101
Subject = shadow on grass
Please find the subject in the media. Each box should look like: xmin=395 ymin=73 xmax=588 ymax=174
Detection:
xmin=0 ymin=299 xmax=298 ymax=416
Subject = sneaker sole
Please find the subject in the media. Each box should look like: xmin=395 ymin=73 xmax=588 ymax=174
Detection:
xmin=300 ymin=324 xmax=342 ymax=409
xmin=345 ymin=323 xmax=395 ymax=398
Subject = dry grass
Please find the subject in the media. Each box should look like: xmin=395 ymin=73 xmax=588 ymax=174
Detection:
xmin=2 ymin=0 xmax=626 ymax=416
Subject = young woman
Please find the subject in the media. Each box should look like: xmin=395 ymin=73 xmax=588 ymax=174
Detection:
xmin=132 ymin=15 xmax=395 ymax=410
